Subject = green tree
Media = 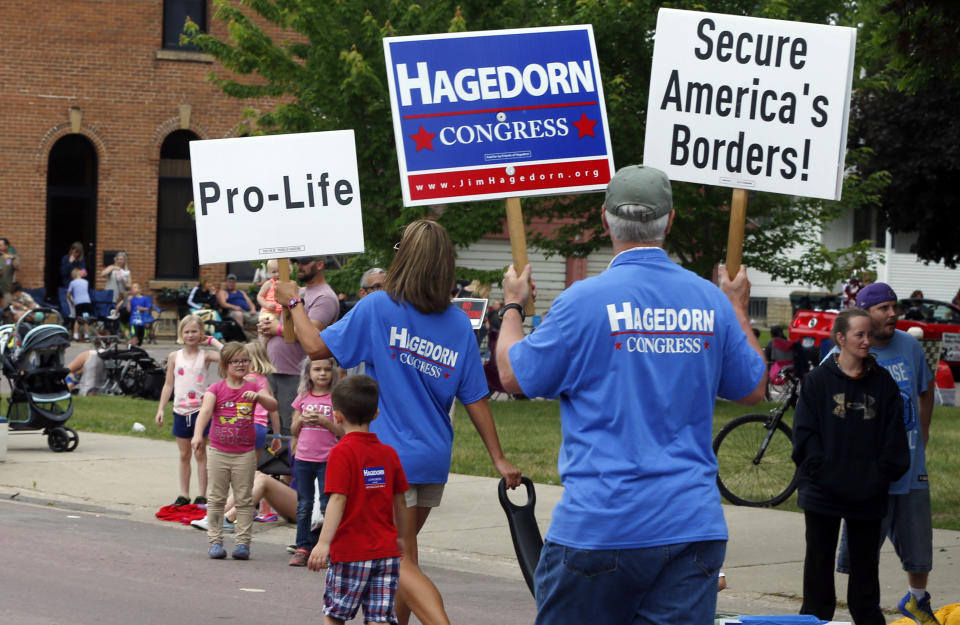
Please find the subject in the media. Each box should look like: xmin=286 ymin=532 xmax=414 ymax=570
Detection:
xmin=848 ymin=0 xmax=960 ymax=267
xmin=524 ymin=0 xmax=888 ymax=288
xmin=188 ymin=0 xmax=885 ymax=290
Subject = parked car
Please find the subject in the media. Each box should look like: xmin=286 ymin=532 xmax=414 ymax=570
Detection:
xmin=789 ymin=297 xmax=960 ymax=379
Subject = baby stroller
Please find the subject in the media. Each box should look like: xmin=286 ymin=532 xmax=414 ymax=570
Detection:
xmin=193 ymin=308 xmax=248 ymax=343
xmin=96 ymin=340 xmax=166 ymax=399
xmin=0 ymin=307 xmax=78 ymax=452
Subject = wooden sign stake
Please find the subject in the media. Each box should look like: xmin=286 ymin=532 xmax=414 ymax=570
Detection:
xmin=505 ymin=197 xmax=535 ymax=317
xmin=725 ymin=188 xmax=749 ymax=281
xmin=277 ymin=258 xmax=297 ymax=343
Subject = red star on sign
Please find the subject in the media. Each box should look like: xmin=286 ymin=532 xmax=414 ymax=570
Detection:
xmin=409 ymin=125 xmax=436 ymax=151
xmin=391 ymin=352 xmax=397 ymax=359
xmin=704 ymin=341 xmax=710 ymax=349
xmin=572 ymin=113 xmax=598 ymax=138
xmin=444 ymin=372 xmax=450 ymax=378
xmin=615 ymin=342 xmax=622 ymax=350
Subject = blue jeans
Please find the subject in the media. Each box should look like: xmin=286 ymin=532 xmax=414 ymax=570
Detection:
xmin=837 ymin=489 xmax=933 ymax=575
xmin=294 ymin=459 xmax=329 ymax=550
xmin=533 ymin=539 xmax=725 ymax=625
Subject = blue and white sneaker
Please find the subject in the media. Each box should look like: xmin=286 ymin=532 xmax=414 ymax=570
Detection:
xmin=232 ymin=544 xmax=250 ymax=560
xmin=898 ymin=591 xmax=941 ymax=625
xmin=190 ymin=517 xmax=235 ymax=533
xmin=208 ymin=543 xmax=226 ymax=559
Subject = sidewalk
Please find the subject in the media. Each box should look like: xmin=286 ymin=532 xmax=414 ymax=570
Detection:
xmin=1 ymin=431 xmax=958 ymax=622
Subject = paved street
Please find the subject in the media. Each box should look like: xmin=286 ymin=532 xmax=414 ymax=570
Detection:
xmin=1 ymin=340 xmax=959 ymax=623
xmin=0 ymin=499 xmax=537 ymax=625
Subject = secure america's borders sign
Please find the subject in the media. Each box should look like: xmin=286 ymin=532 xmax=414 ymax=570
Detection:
xmin=189 ymin=131 xmax=364 ymax=265
xmin=384 ymin=25 xmax=615 ymax=206
xmin=643 ymin=9 xmax=856 ymax=200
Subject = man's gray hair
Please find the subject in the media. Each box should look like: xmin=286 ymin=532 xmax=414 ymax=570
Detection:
xmin=605 ymin=205 xmax=671 ymax=243
xmin=360 ymin=267 xmax=387 ymax=288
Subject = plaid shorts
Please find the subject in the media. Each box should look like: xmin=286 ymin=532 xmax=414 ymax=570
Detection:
xmin=324 ymin=557 xmax=401 ymax=623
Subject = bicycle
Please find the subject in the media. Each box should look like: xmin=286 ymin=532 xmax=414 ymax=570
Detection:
xmin=713 ymin=365 xmax=801 ymax=507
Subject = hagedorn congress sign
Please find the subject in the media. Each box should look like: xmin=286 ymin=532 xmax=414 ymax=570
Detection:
xmin=189 ymin=131 xmax=363 ymax=265
xmin=384 ymin=25 xmax=615 ymax=206
xmin=643 ymin=9 xmax=856 ymax=200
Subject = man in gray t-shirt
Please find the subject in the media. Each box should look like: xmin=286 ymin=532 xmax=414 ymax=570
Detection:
xmin=258 ymin=257 xmax=339 ymax=434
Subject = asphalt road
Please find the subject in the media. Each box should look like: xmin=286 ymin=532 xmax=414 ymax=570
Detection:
xmin=0 ymin=499 xmax=537 ymax=625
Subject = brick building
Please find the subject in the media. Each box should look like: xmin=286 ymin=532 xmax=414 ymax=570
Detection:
xmin=0 ymin=1 xmax=626 ymax=318
xmin=0 ymin=0 xmax=277 ymax=302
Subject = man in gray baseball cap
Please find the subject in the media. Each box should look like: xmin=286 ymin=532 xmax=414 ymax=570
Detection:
xmin=495 ymin=164 xmax=767 ymax=625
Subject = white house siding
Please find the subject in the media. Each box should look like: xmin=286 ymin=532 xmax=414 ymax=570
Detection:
xmin=881 ymin=251 xmax=960 ymax=302
xmin=749 ymin=211 xmax=960 ymax=313
xmin=586 ymin=246 xmax=615 ymax=276
xmin=457 ymin=210 xmax=960 ymax=322
xmin=456 ymin=239 xmax=567 ymax=312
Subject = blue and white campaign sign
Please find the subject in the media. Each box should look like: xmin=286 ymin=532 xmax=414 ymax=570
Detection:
xmin=384 ymin=25 xmax=615 ymax=206
xmin=190 ymin=131 xmax=364 ymax=265
xmin=643 ymin=9 xmax=856 ymax=200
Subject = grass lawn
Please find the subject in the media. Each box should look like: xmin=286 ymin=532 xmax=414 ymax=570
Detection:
xmin=10 ymin=393 xmax=959 ymax=530
xmin=454 ymin=399 xmax=960 ymax=531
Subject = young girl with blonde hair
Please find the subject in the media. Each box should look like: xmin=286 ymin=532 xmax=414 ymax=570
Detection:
xmin=155 ymin=315 xmax=223 ymax=506
xmin=243 ymin=341 xmax=282 ymax=454
xmin=287 ymin=356 xmax=343 ymax=566
xmin=192 ymin=342 xmax=278 ymax=560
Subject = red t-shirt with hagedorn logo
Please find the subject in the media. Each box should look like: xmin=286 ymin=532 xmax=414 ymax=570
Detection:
xmin=324 ymin=431 xmax=408 ymax=563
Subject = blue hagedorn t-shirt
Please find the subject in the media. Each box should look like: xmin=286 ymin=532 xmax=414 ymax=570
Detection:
xmin=321 ymin=291 xmax=488 ymax=484
xmin=509 ymin=248 xmax=766 ymax=550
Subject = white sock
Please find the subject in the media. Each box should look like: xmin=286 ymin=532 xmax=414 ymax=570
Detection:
xmin=909 ymin=586 xmax=926 ymax=600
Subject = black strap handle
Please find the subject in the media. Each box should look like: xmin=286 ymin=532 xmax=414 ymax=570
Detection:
xmin=498 ymin=476 xmax=542 ymax=597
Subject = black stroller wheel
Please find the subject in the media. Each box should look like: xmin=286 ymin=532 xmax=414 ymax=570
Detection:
xmin=47 ymin=427 xmax=69 ymax=452
xmin=63 ymin=427 xmax=79 ymax=452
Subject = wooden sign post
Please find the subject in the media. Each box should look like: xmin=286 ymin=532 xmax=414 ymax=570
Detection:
xmin=277 ymin=258 xmax=297 ymax=343
xmin=505 ymin=197 xmax=535 ymax=317
xmin=724 ymin=189 xmax=748 ymax=281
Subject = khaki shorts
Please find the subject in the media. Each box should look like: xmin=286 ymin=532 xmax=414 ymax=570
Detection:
xmin=404 ymin=483 xmax=445 ymax=508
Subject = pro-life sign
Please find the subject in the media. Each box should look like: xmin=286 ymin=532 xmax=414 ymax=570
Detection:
xmin=190 ymin=131 xmax=363 ymax=265
xmin=643 ymin=9 xmax=856 ymax=200
xmin=384 ymin=25 xmax=615 ymax=206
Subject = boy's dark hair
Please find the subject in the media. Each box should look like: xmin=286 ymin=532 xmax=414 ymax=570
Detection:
xmin=331 ymin=375 xmax=379 ymax=425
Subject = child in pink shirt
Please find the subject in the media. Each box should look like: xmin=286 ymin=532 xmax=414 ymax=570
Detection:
xmin=192 ymin=342 xmax=278 ymax=560
xmin=287 ymin=356 xmax=344 ymax=567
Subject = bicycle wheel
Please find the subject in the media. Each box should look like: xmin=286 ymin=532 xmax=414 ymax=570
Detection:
xmin=713 ymin=414 xmax=799 ymax=507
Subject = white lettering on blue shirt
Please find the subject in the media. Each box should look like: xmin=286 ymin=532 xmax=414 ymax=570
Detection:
xmin=396 ymin=60 xmax=596 ymax=107
xmin=389 ymin=326 xmax=459 ymax=368
xmin=606 ymin=303 xmax=716 ymax=334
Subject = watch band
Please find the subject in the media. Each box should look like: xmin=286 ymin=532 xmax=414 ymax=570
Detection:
xmin=499 ymin=302 xmax=525 ymax=322
xmin=285 ymin=297 xmax=302 ymax=309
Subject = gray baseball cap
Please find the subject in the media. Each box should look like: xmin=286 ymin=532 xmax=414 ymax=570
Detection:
xmin=604 ymin=165 xmax=673 ymax=222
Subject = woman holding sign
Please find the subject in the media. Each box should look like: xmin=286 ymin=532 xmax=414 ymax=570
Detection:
xmin=277 ymin=219 xmax=521 ymax=625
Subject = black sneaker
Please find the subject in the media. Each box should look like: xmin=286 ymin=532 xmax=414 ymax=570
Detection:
xmin=172 ymin=495 xmax=191 ymax=506
xmin=193 ymin=496 xmax=207 ymax=505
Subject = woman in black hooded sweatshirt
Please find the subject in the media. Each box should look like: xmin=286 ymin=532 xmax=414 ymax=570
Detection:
xmin=792 ymin=308 xmax=910 ymax=625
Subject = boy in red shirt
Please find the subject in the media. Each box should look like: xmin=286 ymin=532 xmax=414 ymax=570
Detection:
xmin=308 ymin=375 xmax=408 ymax=625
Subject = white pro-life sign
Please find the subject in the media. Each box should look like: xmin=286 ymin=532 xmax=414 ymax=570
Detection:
xmin=643 ymin=9 xmax=856 ymax=200
xmin=190 ymin=130 xmax=364 ymax=265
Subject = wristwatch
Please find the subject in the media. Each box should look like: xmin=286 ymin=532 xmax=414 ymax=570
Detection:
xmin=499 ymin=302 xmax=525 ymax=322
xmin=285 ymin=296 xmax=303 ymax=309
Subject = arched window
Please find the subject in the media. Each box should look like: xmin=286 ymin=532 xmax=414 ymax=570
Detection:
xmin=156 ymin=129 xmax=200 ymax=279
xmin=46 ymin=135 xmax=98 ymax=296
